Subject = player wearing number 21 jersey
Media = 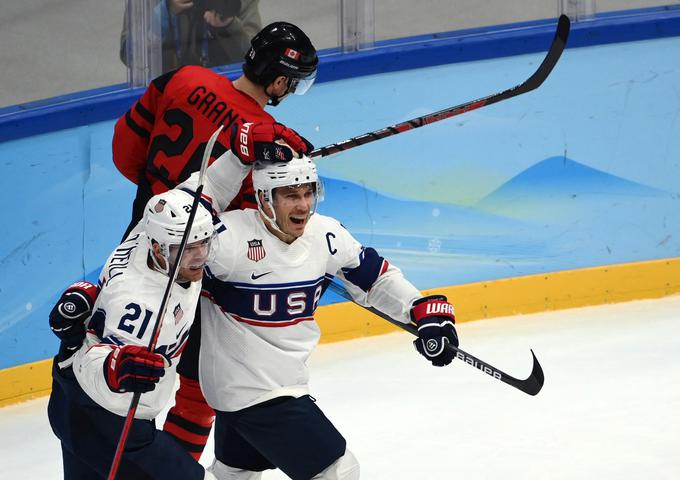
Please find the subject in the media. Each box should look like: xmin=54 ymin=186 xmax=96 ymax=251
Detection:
xmin=47 ymin=189 xmax=218 ymax=480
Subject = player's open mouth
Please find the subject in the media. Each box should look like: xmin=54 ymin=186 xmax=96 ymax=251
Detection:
xmin=290 ymin=215 xmax=307 ymax=225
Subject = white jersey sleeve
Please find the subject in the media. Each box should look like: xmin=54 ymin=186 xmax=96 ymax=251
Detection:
xmin=327 ymin=218 xmax=422 ymax=324
xmin=72 ymin=295 xmax=158 ymax=411
xmin=178 ymin=150 xmax=250 ymax=213
xmin=72 ymin=234 xmax=200 ymax=419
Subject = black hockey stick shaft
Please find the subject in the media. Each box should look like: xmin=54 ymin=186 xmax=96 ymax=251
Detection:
xmin=326 ymin=281 xmax=544 ymax=396
xmin=107 ymin=125 xmax=224 ymax=480
xmin=310 ymin=15 xmax=570 ymax=159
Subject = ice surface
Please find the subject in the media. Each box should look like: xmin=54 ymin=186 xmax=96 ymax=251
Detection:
xmin=1 ymin=296 xmax=679 ymax=479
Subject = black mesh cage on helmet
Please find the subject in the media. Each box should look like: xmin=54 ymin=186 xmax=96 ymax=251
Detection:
xmin=244 ymin=22 xmax=318 ymax=86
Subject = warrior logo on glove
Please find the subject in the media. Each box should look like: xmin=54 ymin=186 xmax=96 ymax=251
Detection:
xmin=426 ymin=339 xmax=439 ymax=353
xmin=63 ymin=302 xmax=78 ymax=315
xmin=410 ymin=295 xmax=459 ymax=367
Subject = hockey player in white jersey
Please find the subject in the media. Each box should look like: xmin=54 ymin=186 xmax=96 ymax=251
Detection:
xmin=194 ymin=150 xmax=460 ymax=480
xmin=47 ymin=189 xmax=220 ymax=480
xmin=46 ymin=122 xmax=314 ymax=479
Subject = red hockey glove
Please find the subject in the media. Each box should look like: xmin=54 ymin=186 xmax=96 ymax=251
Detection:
xmin=104 ymin=345 xmax=166 ymax=394
xmin=410 ymin=295 xmax=459 ymax=367
xmin=230 ymin=121 xmax=314 ymax=164
xmin=49 ymin=281 xmax=98 ymax=358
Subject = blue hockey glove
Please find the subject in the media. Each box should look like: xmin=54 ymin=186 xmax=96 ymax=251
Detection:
xmin=49 ymin=282 xmax=98 ymax=358
xmin=410 ymin=295 xmax=459 ymax=367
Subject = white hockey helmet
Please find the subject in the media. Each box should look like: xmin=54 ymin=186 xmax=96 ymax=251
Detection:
xmin=143 ymin=190 xmax=216 ymax=274
xmin=252 ymin=154 xmax=324 ymax=228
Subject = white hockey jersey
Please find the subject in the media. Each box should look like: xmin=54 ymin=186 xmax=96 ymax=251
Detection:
xmin=72 ymin=231 xmax=201 ymax=419
xmin=199 ymin=209 xmax=422 ymax=412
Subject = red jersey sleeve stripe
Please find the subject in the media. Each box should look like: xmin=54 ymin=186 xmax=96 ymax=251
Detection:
xmin=125 ymin=110 xmax=150 ymax=139
xmin=134 ymin=101 xmax=155 ymax=124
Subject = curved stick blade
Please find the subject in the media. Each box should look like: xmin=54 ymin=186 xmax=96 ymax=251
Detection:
xmin=504 ymin=349 xmax=545 ymax=396
xmin=518 ymin=14 xmax=571 ymax=94
xmin=310 ymin=15 xmax=570 ymax=159
xmin=452 ymin=345 xmax=545 ymax=396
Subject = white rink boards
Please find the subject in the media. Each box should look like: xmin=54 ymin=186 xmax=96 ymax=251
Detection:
xmin=1 ymin=296 xmax=679 ymax=479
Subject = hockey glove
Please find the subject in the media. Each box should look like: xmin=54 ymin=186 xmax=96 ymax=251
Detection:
xmin=49 ymin=281 xmax=98 ymax=357
xmin=230 ymin=121 xmax=314 ymax=164
xmin=410 ymin=295 xmax=459 ymax=367
xmin=104 ymin=345 xmax=166 ymax=394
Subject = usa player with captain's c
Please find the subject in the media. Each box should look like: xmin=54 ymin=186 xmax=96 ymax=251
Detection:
xmin=177 ymin=152 xmax=460 ymax=479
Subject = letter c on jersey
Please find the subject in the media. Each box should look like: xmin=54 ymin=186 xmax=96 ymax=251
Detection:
xmin=326 ymin=232 xmax=337 ymax=255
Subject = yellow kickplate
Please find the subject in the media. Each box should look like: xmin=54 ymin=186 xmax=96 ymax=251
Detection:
xmin=3 ymin=257 xmax=680 ymax=407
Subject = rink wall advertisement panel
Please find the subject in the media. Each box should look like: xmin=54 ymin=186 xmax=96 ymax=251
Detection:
xmin=3 ymin=8 xmax=680 ymax=405
xmin=3 ymin=257 xmax=680 ymax=407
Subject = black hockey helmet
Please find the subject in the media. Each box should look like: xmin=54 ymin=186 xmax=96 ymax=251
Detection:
xmin=244 ymin=22 xmax=318 ymax=96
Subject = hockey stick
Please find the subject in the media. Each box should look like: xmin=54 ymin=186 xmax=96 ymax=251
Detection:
xmin=325 ymin=280 xmax=544 ymax=396
xmin=309 ymin=15 xmax=570 ymax=158
xmin=107 ymin=125 xmax=224 ymax=480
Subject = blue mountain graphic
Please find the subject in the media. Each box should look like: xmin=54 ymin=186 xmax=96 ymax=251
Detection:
xmin=475 ymin=156 xmax=668 ymax=221
xmin=318 ymin=176 xmax=530 ymax=238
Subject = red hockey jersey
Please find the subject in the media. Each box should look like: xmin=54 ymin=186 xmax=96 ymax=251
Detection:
xmin=112 ymin=65 xmax=275 ymax=210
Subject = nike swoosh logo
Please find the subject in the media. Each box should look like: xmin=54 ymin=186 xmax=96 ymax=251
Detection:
xmin=251 ymin=271 xmax=273 ymax=280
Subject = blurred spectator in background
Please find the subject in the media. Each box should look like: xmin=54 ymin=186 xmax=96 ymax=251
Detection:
xmin=121 ymin=0 xmax=262 ymax=71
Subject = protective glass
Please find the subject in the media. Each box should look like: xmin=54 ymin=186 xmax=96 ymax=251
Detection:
xmin=289 ymin=70 xmax=317 ymax=96
xmin=167 ymin=232 xmax=218 ymax=270
xmin=272 ymin=180 xmax=324 ymax=215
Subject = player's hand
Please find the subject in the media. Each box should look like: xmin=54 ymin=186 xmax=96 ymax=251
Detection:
xmin=230 ymin=122 xmax=314 ymax=165
xmin=104 ymin=345 xmax=166 ymax=394
xmin=49 ymin=281 xmax=98 ymax=353
xmin=410 ymin=295 xmax=458 ymax=367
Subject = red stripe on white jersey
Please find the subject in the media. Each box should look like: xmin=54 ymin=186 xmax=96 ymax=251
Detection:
xmin=232 ymin=314 xmax=315 ymax=328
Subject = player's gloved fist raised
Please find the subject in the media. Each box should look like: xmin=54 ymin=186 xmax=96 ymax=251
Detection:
xmin=230 ymin=121 xmax=314 ymax=165
xmin=410 ymin=295 xmax=459 ymax=367
xmin=104 ymin=345 xmax=166 ymax=394
xmin=49 ymin=281 xmax=98 ymax=352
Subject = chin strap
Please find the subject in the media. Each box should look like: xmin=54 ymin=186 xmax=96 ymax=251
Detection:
xmin=265 ymin=78 xmax=294 ymax=107
xmin=258 ymin=202 xmax=288 ymax=238
xmin=150 ymin=253 xmax=170 ymax=276
xmin=147 ymin=236 xmax=171 ymax=276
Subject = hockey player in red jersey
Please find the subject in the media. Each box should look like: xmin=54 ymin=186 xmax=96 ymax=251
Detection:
xmin=109 ymin=21 xmax=318 ymax=461
xmin=113 ymin=21 xmax=318 ymax=239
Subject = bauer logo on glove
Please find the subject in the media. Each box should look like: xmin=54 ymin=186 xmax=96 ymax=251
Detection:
xmin=230 ymin=121 xmax=314 ymax=165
